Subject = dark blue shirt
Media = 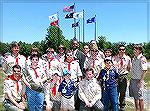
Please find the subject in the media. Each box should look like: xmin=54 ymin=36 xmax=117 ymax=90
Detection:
xmin=98 ymin=68 xmax=118 ymax=87
xmin=58 ymin=79 xmax=76 ymax=98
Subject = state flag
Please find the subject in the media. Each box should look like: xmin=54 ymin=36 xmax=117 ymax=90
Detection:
xmin=65 ymin=13 xmax=74 ymax=19
xmin=72 ymin=22 xmax=79 ymax=27
xmin=50 ymin=20 xmax=58 ymax=26
xmin=49 ymin=14 xmax=58 ymax=22
xmin=73 ymin=12 xmax=83 ymax=19
xmin=87 ymin=17 xmax=96 ymax=23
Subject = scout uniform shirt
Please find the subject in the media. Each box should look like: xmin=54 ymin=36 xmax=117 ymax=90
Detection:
xmin=60 ymin=60 xmax=82 ymax=82
xmin=98 ymin=67 xmax=119 ymax=89
xmin=131 ymin=53 xmax=147 ymax=79
xmin=84 ymin=56 xmax=104 ymax=77
xmin=113 ymin=54 xmax=131 ymax=75
xmin=44 ymin=57 xmax=60 ymax=79
xmin=78 ymin=77 xmax=102 ymax=105
xmin=3 ymin=75 xmax=25 ymax=102
xmin=44 ymin=80 xmax=61 ymax=102
xmin=22 ymin=63 xmax=47 ymax=92
xmin=55 ymin=54 xmax=65 ymax=63
xmin=58 ymin=79 xmax=76 ymax=99
xmin=3 ymin=54 xmax=26 ymax=76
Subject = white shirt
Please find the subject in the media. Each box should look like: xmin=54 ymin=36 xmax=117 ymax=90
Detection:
xmin=113 ymin=54 xmax=131 ymax=75
xmin=4 ymin=54 xmax=26 ymax=76
xmin=60 ymin=60 xmax=82 ymax=82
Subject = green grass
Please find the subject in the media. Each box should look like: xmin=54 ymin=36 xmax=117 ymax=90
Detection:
xmin=0 ymin=69 xmax=5 ymax=110
xmin=144 ymin=68 xmax=150 ymax=87
xmin=147 ymin=59 xmax=150 ymax=62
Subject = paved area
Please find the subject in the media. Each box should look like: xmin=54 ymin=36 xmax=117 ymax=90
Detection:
xmin=148 ymin=62 xmax=150 ymax=68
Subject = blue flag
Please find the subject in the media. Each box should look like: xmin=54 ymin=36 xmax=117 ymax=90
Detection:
xmin=87 ymin=17 xmax=96 ymax=23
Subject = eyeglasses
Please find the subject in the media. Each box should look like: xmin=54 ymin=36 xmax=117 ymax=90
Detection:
xmin=66 ymin=54 xmax=73 ymax=57
xmin=105 ymin=61 xmax=112 ymax=64
xmin=119 ymin=49 xmax=125 ymax=51
xmin=13 ymin=70 xmax=21 ymax=73
xmin=47 ymin=51 xmax=54 ymax=54
xmin=91 ymin=50 xmax=98 ymax=52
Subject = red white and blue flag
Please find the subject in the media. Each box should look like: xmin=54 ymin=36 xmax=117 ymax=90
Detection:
xmin=63 ymin=5 xmax=74 ymax=12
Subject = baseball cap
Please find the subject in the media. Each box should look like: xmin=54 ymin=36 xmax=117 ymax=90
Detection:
xmin=104 ymin=57 xmax=113 ymax=63
xmin=63 ymin=69 xmax=71 ymax=76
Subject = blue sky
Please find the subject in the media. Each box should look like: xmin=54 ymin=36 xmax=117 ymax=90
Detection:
xmin=1 ymin=0 xmax=150 ymax=44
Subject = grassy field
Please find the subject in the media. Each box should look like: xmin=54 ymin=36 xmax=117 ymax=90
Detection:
xmin=0 ymin=68 xmax=150 ymax=111
xmin=0 ymin=69 xmax=5 ymax=110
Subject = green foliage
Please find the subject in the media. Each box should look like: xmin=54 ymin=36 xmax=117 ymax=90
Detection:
xmin=19 ymin=41 xmax=32 ymax=58
xmin=0 ymin=42 xmax=10 ymax=55
xmin=144 ymin=42 xmax=150 ymax=59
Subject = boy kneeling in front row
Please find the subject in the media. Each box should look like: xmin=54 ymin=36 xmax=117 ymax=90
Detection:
xmin=78 ymin=68 xmax=103 ymax=111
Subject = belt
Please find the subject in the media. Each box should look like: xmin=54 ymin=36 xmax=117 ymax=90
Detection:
xmin=62 ymin=94 xmax=74 ymax=99
xmin=119 ymin=73 xmax=128 ymax=77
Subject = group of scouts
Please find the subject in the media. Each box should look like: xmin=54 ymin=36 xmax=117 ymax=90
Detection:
xmin=1 ymin=39 xmax=147 ymax=111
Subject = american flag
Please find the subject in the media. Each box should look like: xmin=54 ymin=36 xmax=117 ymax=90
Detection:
xmin=63 ymin=5 xmax=74 ymax=12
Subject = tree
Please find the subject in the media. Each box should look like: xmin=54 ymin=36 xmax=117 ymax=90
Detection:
xmin=45 ymin=26 xmax=66 ymax=51
xmin=144 ymin=42 xmax=150 ymax=59
xmin=0 ymin=42 xmax=10 ymax=55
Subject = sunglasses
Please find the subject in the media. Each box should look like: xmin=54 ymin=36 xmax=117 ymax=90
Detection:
xmin=47 ymin=51 xmax=54 ymax=54
xmin=58 ymin=47 xmax=65 ymax=50
xmin=119 ymin=49 xmax=125 ymax=51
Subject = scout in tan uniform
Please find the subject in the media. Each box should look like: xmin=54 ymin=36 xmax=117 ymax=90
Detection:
xmin=42 ymin=48 xmax=60 ymax=79
xmin=45 ymin=71 xmax=61 ymax=111
xmin=3 ymin=42 xmax=26 ymax=77
xmin=3 ymin=64 xmax=26 ymax=111
xmin=113 ymin=45 xmax=131 ymax=110
xmin=78 ymin=68 xmax=103 ymax=111
xmin=23 ymin=54 xmax=47 ymax=111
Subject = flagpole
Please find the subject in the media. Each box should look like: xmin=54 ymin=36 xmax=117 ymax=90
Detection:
xmin=94 ymin=15 xmax=96 ymax=41
xmin=83 ymin=9 xmax=85 ymax=43
xmin=74 ymin=3 xmax=76 ymax=40
xmin=147 ymin=1 xmax=150 ymax=42
xmin=79 ymin=21 xmax=80 ymax=42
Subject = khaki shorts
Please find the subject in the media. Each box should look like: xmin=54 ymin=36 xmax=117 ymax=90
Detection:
xmin=129 ymin=79 xmax=144 ymax=100
xmin=61 ymin=95 xmax=75 ymax=110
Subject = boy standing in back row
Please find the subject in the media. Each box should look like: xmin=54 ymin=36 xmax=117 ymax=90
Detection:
xmin=129 ymin=44 xmax=147 ymax=111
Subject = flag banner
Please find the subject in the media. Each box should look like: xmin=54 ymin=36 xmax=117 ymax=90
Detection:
xmin=50 ymin=20 xmax=58 ymax=26
xmin=65 ymin=13 xmax=74 ymax=19
xmin=72 ymin=22 xmax=79 ymax=27
xmin=73 ymin=12 xmax=83 ymax=19
xmin=63 ymin=5 xmax=74 ymax=12
xmin=87 ymin=17 xmax=96 ymax=23
xmin=49 ymin=14 xmax=58 ymax=22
